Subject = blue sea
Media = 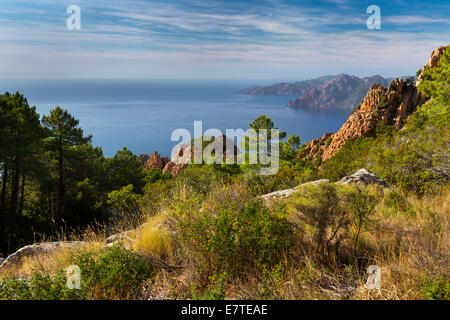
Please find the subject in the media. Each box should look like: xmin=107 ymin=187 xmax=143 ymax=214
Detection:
xmin=0 ymin=79 xmax=351 ymax=158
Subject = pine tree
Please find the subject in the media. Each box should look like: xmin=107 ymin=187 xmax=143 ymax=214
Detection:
xmin=42 ymin=107 xmax=92 ymax=222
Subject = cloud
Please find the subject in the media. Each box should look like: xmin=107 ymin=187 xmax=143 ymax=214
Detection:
xmin=384 ymin=16 xmax=450 ymax=25
xmin=0 ymin=0 xmax=448 ymax=79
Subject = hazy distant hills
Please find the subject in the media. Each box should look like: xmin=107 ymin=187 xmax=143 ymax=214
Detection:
xmin=239 ymin=74 xmax=413 ymax=110
xmin=238 ymin=75 xmax=335 ymax=96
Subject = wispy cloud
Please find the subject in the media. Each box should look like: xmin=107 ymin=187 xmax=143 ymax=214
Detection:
xmin=0 ymin=0 xmax=448 ymax=79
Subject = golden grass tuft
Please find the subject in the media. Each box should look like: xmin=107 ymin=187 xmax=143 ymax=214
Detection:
xmin=132 ymin=214 xmax=176 ymax=263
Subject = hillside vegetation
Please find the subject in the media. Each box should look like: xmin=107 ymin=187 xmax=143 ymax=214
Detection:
xmin=0 ymin=46 xmax=448 ymax=300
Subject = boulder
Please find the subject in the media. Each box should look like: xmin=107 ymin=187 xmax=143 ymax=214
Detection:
xmin=0 ymin=241 xmax=87 ymax=272
xmin=260 ymin=169 xmax=388 ymax=201
xmin=261 ymin=179 xmax=330 ymax=200
xmin=261 ymin=187 xmax=299 ymax=200
xmin=336 ymin=168 xmax=388 ymax=187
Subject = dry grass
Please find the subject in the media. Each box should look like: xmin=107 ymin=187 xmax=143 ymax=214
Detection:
xmin=146 ymin=185 xmax=449 ymax=300
xmin=2 ymin=182 xmax=448 ymax=300
xmin=132 ymin=213 xmax=177 ymax=264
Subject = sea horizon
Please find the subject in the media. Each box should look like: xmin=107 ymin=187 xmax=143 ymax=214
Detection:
xmin=0 ymin=79 xmax=351 ymax=158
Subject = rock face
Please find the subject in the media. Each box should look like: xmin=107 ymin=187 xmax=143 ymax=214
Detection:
xmin=319 ymin=78 xmax=426 ymax=161
xmin=288 ymin=74 xmax=392 ymax=110
xmin=239 ymin=75 xmax=334 ymax=96
xmin=162 ymin=143 xmax=193 ymax=176
xmin=336 ymin=169 xmax=388 ymax=187
xmin=302 ymin=46 xmax=448 ymax=162
xmin=301 ymin=132 xmax=334 ymax=159
xmin=417 ymin=46 xmax=447 ymax=83
xmin=144 ymin=151 xmax=170 ymax=170
xmin=138 ymin=154 xmax=150 ymax=167
xmin=163 ymin=160 xmax=188 ymax=177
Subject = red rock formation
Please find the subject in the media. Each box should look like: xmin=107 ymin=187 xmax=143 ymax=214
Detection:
xmin=302 ymin=45 xmax=447 ymax=162
xmin=161 ymin=135 xmax=240 ymax=176
xmin=138 ymin=154 xmax=150 ymax=167
xmin=144 ymin=151 xmax=170 ymax=170
xmin=301 ymin=132 xmax=333 ymax=158
xmin=417 ymin=46 xmax=447 ymax=83
xmin=162 ymin=161 xmax=188 ymax=177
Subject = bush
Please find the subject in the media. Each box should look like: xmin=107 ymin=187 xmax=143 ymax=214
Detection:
xmin=421 ymin=273 xmax=450 ymax=300
xmin=0 ymin=270 xmax=82 ymax=300
xmin=294 ymin=183 xmax=350 ymax=256
xmin=71 ymin=244 xmax=154 ymax=299
xmin=190 ymin=272 xmax=227 ymax=300
xmin=107 ymin=184 xmax=142 ymax=220
xmin=0 ymin=245 xmax=155 ymax=300
xmin=174 ymin=184 xmax=294 ymax=276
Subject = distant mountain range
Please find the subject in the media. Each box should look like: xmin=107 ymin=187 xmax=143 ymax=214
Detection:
xmin=240 ymin=74 xmax=413 ymax=110
xmin=238 ymin=75 xmax=335 ymax=96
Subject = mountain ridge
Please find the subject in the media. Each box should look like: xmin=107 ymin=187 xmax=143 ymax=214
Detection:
xmin=240 ymin=74 xmax=415 ymax=110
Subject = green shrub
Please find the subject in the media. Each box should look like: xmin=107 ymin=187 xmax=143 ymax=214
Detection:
xmin=71 ymin=244 xmax=154 ymax=299
xmin=0 ymin=270 xmax=82 ymax=300
xmin=421 ymin=273 xmax=450 ymax=300
xmin=294 ymin=183 xmax=350 ymax=256
xmin=175 ymin=185 xmax=294 ymax=276
xmin=190 ymin=272 xmax=227 ymax=300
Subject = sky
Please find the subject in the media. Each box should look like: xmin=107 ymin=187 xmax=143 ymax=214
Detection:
xmin=0 ymin=0 xmax=449 ymax=80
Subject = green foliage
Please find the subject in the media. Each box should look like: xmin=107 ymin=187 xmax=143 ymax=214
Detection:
xmin=421 ymin=273 xmax=450 ymax=300
xmin=243 ymin=165 xmax=308 ymax=196
xmin=320 ymin=136 xmax=373 ymax=181
xmin=344 ymin=188 xmax=377 ymax=255
xmin=378 ymin=93 xmax=389 ymax=109
xmin=71 ymin=245 xmax=154 ymax=299
xmin=176 ymin=165 xmax=229 ymax=195
xmin=416 ymin=68 xmax=422 ymax=77
xmin=107 ymin=184 xmax=142 ymax=218
xmin=241 ymin=115 xmax=287 ymax=164
xmin=280 ymin=134 xmax=301 ymax=161
xmin=190 ymin=272 xmax=227 ymax=300
xmin=105 ymin=147 xmax=146 ymax=193
xmin=418 ymin=46 xmax=450 ymax=105
xmin=259 ymin=262 xmax=286 ymax=299
xmin=0 ymin=245 xmax=154 ymax=300
xmin=143 ymin=168 xmax=171 ymax=185
xmin=383 ymin=190 xmax=416 ymax=217
xmin=294 ymin=183 xmax=350 ymax=254
xmin=0 ymin=270 xmax=82 ymax=300
xmin=175 ymin=185 xmax=294 ymax=276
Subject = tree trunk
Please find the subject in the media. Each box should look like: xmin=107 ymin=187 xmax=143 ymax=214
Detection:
xmin=57 ymin=137 xmax=64 ymax=223
xmin=1 ymin=162 xmax=8 ymax=226
xmin=10 ymin=159 xmax=20 ymax=235
xmin=19 ymin=172 xmax=25 ymax=215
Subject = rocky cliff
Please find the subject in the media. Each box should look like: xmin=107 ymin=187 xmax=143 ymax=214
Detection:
xmin=239 ymin=75 xmax=334 ymax=95
xmin=301 ymin=46 xmax=447 ymax=162
xmin=287 ymin=74 xmax=392 ymax=110
xmin=144 ymin=151 xmax=170 ymax=170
